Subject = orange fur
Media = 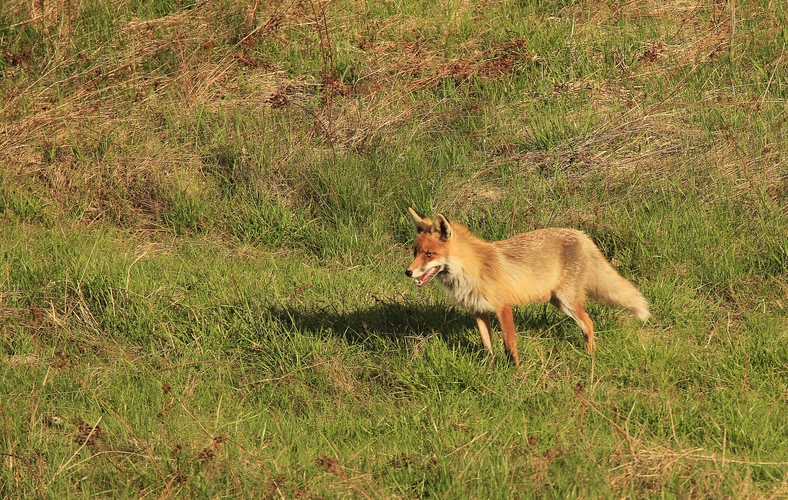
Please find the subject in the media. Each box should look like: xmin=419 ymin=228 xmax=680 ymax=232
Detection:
xmin=405 ymin=208 xmax=650 ymax=365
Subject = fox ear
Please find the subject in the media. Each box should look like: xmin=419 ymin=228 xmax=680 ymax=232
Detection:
xmin=434 ymin=214 xmax=454 ymax=241
xmin=408 ymin=207 xmax=433 ymax=233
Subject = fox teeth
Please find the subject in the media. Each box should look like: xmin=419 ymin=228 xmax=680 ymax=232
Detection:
xmin=416 ymin=266 xmax=440 ymax=287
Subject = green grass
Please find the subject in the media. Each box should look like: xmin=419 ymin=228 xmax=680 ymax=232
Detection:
xmin=2 ymin=0 xmax=788 ymax=497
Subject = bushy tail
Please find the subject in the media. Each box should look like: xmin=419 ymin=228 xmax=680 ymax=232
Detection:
xmin=587 ymin=253 xmax=650 ymax=322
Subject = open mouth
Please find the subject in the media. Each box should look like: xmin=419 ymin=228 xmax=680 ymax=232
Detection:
xmin=416 ymin=266 xmax=441 ymax=287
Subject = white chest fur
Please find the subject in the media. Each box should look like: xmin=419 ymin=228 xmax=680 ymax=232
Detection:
xmin=437 ymin=257 xmax=494 ymax=313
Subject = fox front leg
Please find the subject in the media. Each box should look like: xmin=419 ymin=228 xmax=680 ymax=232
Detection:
xmin=475 ymin=312 xmax=494 ymax=358
xmin=496 ymin=306 xmax=520 ymax=367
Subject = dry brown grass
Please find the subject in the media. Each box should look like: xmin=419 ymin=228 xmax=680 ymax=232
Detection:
xmin=1 ymin=0 xmax=786 ymax=229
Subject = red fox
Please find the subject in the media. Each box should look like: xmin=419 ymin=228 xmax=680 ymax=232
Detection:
xmin=405 ymin=208 xmax=650 ymax=366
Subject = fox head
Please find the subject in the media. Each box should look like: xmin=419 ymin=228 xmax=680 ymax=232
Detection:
xmin=405 ymin=208 xmax=454 ymax=287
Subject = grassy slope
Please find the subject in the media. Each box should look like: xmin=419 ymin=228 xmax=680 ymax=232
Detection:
xmin=2 ymin=0 xmax=788 ymax=497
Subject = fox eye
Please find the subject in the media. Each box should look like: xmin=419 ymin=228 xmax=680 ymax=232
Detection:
xmin=425 ymin=251 xmax=434 ymax=258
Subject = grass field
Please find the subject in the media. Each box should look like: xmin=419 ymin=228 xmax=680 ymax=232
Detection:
xmin=2 ymin=0 xmax=788 ymax=497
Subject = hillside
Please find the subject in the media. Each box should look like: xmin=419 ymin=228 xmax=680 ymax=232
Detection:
xmin=2 ymin=0 xmax=788 ymax=497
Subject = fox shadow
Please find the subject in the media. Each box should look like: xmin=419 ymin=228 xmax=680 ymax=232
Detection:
xmin=264 ymin=298 xmax=586 ymax=356
xmin=264 ymin=299 xmax=476 ymax=351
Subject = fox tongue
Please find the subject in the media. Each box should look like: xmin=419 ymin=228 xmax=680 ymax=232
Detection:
xmin=417 ymin=267 xmax=440 ymax=287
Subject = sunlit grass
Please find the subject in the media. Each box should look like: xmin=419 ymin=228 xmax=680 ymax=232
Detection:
xmin=2 ymin=0 xmax=788 ymax=497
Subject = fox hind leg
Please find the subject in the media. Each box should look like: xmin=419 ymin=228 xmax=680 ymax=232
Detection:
xmin=550 ymin=295 xmax=596 ymax=355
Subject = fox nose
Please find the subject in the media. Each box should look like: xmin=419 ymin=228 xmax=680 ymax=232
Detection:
xmin=405 ymin=270 xmax=413 ymax=277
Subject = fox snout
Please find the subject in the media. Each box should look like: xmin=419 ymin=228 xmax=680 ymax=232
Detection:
xmin=406 ymin=262 xmax=442 ymax=287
